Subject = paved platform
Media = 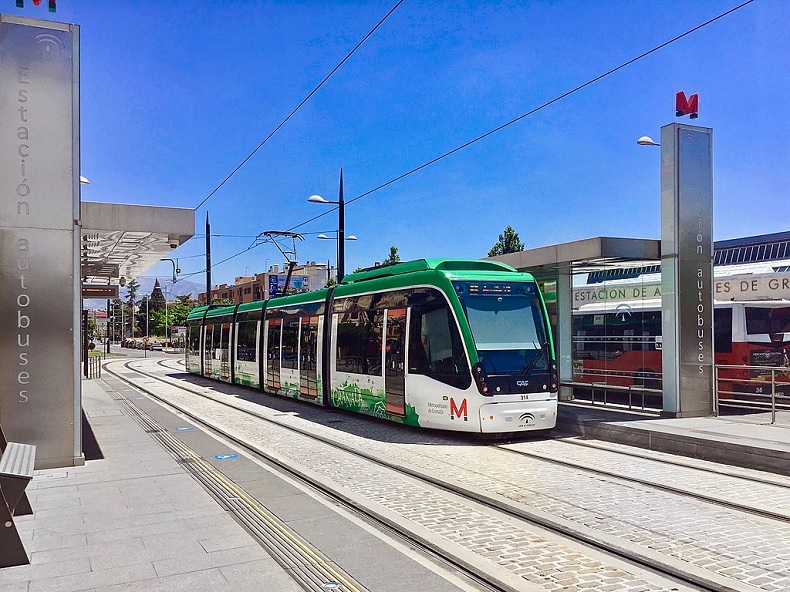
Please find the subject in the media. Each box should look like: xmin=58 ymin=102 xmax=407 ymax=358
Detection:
xmin=557 ymin=401 xmax=790 ymax=476
xmin=1 ymin=379 xmax=308 ymax=592
xmin=2 ymin=378 xmax=470 ymax=592
xmin=3 ymin=375 xmax=790 ymax=590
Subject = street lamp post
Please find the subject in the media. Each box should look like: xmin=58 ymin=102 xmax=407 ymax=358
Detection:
xmin=158 ymin=259 xmax=179 ymax=346
xmin=161 ymin=258 xmax=180 ymax=284
xmin=162 ymin=286 xmax=170 ymax=348
xmin=317 ymin=233 xmax=357 ymax=282
xmin=308 ymin=168 xmax=349 ymax=282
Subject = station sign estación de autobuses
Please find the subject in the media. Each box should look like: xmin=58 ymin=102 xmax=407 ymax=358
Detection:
xmin=572 ymin=272 xmax=790 ymax=308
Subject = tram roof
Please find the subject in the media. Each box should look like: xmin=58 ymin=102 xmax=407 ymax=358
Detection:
xmin=342 ymin=258 xmax=517 ymax=284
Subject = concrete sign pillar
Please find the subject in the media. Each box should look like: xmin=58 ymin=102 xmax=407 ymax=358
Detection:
xmin=556 ymin=268 xmax=574 ymax=401
xmin=0 ymin=15 xmax=82 ymax=467
xmin=660 ymin=123 xmax=714 ymax=417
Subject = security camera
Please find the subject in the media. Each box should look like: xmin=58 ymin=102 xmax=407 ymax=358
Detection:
xmin=168 ymin=239 xmax=179 ymax=249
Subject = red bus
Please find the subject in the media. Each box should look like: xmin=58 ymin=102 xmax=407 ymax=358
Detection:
xmin=571 ymin=299 xmax=790 ymax=400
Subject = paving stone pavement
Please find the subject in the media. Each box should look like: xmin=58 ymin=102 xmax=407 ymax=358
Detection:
xmin=1 ymin=380 xmax=305 ymax=592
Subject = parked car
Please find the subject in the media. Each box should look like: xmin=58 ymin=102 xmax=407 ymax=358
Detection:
xmin=149 ymin=342 xmax=163 ymax=351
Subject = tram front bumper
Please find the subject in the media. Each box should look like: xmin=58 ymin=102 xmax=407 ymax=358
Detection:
xmin=479 ymin=399 xmax=557 ymax=432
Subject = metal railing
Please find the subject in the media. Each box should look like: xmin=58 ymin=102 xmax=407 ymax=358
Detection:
xmin=565 ymin=364 xmax=790 ymax=421
xmin=714 ymin=364 xmax=790 ymax=424
xmin=564 ymin=367 xmax=663 ymax=412
xmin=85 ymin=355 xmax=102 ymax=379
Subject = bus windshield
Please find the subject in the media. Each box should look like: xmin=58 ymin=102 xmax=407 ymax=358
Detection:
xmin=453 ymin=281 xmax=549 ymax=374
xmin=746 ymin=306 xmax=790 ymax=335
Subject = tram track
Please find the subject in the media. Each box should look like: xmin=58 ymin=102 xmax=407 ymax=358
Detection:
xmin=551 ymin=437 xmax=790 ymax=489
xmin=158 ymin=357 xmax=790 ymax=517
xmin=101 ymin=357 xmax=786 ymax=592
xmin=494 ymin=443 xmax=790 ymax=524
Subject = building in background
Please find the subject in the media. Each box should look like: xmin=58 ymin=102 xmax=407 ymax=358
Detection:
xmin=198 ymin=261 xmax=331 ymax=305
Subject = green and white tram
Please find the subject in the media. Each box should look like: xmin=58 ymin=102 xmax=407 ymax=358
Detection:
xmin=186 ymin=259 xmax=557 ymax=433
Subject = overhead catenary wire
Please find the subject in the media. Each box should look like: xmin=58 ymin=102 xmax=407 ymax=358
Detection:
xmin=289 ymin=0 xmax=756 ymax=228
xmin=185 ymin=0 xmax=756 ymax=279
xmin=193 ymin=0 xmax=404 ymax=212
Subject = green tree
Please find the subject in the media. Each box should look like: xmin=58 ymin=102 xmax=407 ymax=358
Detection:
xmin=86 ymin=315 xmax=97 ymax=338
xmin=487 ymin=226 xmax=524 ymax=257
xmin=136 ymin=295 xmax=152 ymax=337
xmin=109 ymin=299 xmax=123 ymax=341
xmin=150 ymin=303 xmax=192 ymax=337
xmin=383 ymin=246 xmax=401 ymax=265
xmin=211 ymin=298 xmax=235 ymax=306
xmin=176 ymin=294 xmax=196 ymax=307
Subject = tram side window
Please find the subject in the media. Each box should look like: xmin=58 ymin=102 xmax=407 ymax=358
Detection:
xmin=267 ymin=319 xmax=281 ymax=362
xmin=336 ymin=307 xmax=384 ymax=376
xmin=236 ymin=320 xmax=257 ymax=362
xmin=203 ymin=325 xmax=214 ymax=358
xmin=219 ymin=324 xmax=230 ymax=362
xmin=281 ymin=317 xmax=300 ymax=370
xmin=714 ymin=308 xmax=733 ymax=353
xmin=187 ymin=322 xmax=201 ymax=355
xmin=408 ymin=295 xmax=470 ymax=389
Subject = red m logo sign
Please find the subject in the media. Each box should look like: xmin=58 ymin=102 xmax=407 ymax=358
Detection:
xmin=676 ymin=91 xmax=699 ymax=119
xmin=449 ymin=398 xmax=468 ymax=421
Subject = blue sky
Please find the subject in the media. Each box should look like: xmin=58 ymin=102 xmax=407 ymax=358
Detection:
xmin=18 ymin=0 xmax=789 ymax=289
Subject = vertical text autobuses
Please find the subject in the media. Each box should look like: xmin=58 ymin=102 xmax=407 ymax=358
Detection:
xmin=186 ymin=259 xmax=558 ymax=433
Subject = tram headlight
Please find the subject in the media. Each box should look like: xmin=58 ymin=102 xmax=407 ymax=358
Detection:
xmin=550 ymin=360 xmax=558 ymax=391
xmin=472 ymin=362 xmax=489 ymax=395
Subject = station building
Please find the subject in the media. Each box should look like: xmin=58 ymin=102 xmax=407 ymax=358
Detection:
xmin=489 ymin=231 xmax=790 ymax=408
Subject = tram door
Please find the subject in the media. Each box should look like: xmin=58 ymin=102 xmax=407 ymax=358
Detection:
xmin=266 ymin=320 xmax=281 ymax=390
xmin=203 ymin=324 xmax=214 ymax=377
xmin=385 ymin=308 xmax=406 ymax=415
xmin=299 ymin=316 xmax=319 ymax=399
xmin=219 ymin=323 xmax=231 ymax=381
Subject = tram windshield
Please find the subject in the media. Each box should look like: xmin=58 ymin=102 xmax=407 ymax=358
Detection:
xmin=453 ymin=281 xmax=549 ymax=374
